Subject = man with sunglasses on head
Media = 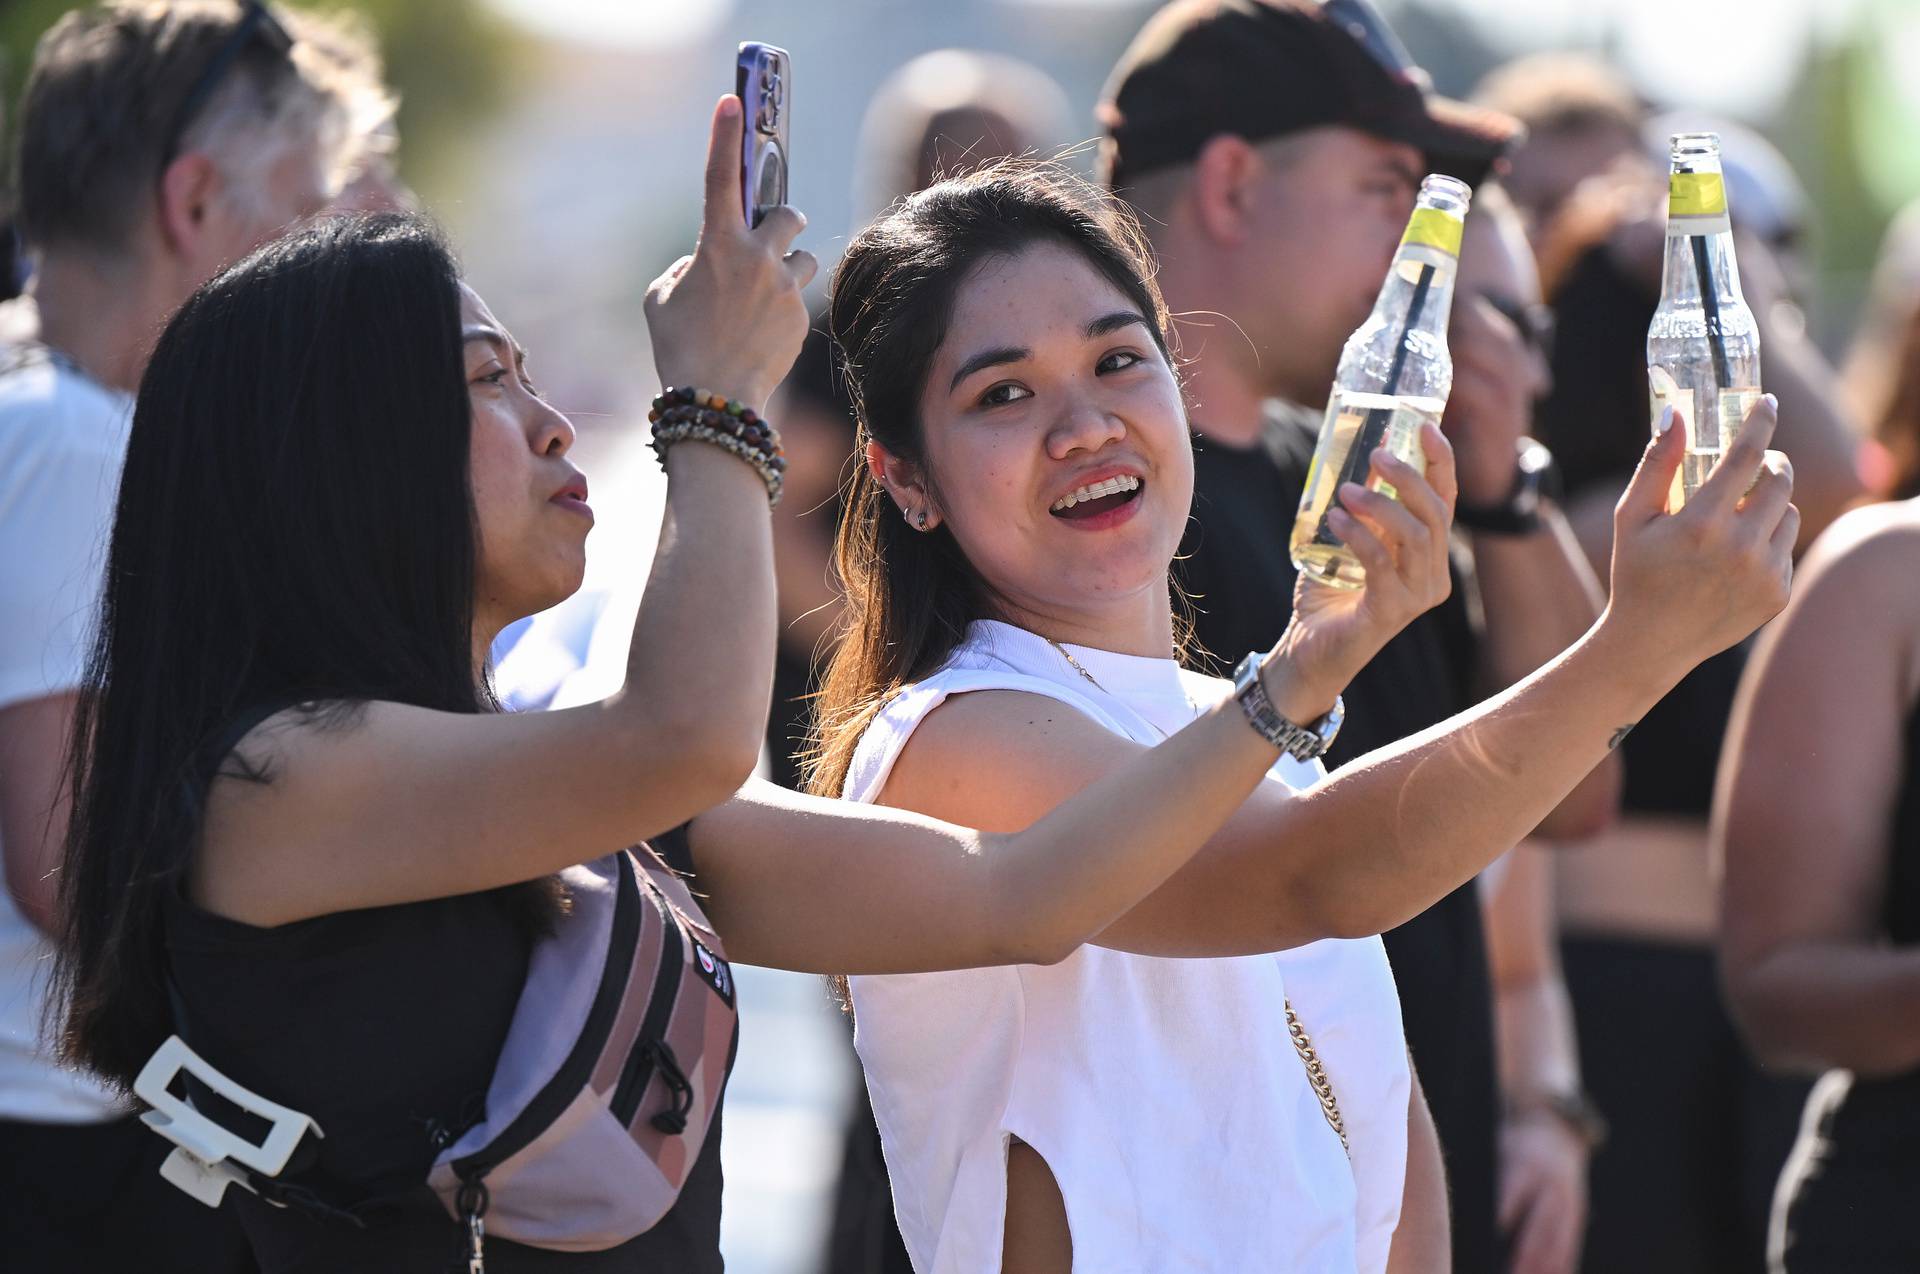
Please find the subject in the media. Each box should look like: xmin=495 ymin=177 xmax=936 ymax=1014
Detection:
xmin=0 ymin=4 xmax=394 ymax=1267
xmin=1099 ymin=2 xmax=1618 ymax=1270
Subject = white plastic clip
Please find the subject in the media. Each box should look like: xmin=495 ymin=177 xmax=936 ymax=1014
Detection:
xmin=132 ymin=1035 xmax=323 ymax=1207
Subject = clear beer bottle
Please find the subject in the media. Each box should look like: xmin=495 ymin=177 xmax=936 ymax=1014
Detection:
xmin=1291 ymin=174 xmax=1469 ymax=589
xmin=1648 ymin=131 xmax=1762 ymax=508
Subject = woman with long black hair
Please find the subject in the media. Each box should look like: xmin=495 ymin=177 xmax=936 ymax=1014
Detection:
xmin=49 ymin=99 xmax=1488 ymax=1272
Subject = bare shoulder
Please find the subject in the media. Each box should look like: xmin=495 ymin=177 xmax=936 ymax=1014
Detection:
xmin=879 ymin=689 xmax=1138 ymax=830
xmin=1752 ymin=500 xmax=1920 ymax=710
xmin=1798 ymin=499 xmax=1920 ymax=596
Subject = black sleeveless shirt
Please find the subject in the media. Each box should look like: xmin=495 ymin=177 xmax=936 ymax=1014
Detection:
xmin=162 ymin=719 xmax=728 ymax=1273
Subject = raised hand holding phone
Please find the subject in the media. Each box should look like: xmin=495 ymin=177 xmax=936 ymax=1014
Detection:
xmin=644 ymin=93 xmax=812 ymax=416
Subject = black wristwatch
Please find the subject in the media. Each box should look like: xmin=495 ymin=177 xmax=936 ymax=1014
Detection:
xmin=1232 ymin=653 xmax=1344 ymax=761
xmin=1455 ymin=439 xmax=1558 ymax=536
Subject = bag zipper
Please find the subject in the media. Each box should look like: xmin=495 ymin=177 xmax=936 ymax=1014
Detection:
xmin=608 ymin=888 xmax=686 ymax=1127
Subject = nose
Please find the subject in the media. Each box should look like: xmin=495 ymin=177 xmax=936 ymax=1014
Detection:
xmin=1045 ymin=391 xmax=1126 ymax=461
xmin=531 ymin=397 xmax=576 ymax=458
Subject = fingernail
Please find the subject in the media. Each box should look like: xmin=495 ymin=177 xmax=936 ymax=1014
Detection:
xmin=1655 ymin=404 xmax=1675 ymax=436
xmin=719 ymin=96 xmax=740 ymax=117
xmin=1762 ymin=392 xmax=1778 ymax=412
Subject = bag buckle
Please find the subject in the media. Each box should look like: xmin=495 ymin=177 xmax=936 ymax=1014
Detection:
xmin=132 ymin=1035 xmax=324 ymax=1208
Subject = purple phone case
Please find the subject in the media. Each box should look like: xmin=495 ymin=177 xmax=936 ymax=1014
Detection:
xmin=735 ymin=43 xmax=791 ymax=228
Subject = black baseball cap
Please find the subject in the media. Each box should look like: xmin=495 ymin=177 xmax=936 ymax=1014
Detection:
xmin=1099 ymin=0 xmax=1521 ymax=189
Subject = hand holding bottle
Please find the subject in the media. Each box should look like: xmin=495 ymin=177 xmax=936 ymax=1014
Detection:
xmin=1602 ymin=395 xmax=1796 ymax=673
xmin=1267 ymin=423 xmax=1459 ymax=718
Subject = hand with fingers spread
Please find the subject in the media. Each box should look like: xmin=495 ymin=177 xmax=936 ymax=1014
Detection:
xmin=1271 ymin=422 xmax=1460 ymax=705
xmin=1603 ymin=394 xmax=1798 ymax=667
xmin=644 ymin=95 xmax=817 ymax=414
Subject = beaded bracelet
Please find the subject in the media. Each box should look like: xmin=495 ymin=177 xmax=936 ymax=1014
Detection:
xmin=648 ymin=387 xmax=786 ymax=506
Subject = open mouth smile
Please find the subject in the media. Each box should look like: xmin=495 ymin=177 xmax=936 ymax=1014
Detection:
xmin=1050 ymin=473 xmax=1145 ymax=522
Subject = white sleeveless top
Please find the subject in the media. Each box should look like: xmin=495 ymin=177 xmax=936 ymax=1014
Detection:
xmin=845 ymin=621 xmax=1410 ymax=1274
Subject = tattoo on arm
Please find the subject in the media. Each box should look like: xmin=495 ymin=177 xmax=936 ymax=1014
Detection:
xmin=1608 ymin=724 xmax=1636 ymax=750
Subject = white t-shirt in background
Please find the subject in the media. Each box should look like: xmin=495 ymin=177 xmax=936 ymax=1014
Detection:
xmin=0 ymin=336 xmax=130 ymax=1122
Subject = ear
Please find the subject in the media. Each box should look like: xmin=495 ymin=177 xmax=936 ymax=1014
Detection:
xmin=155 ymin=152 xmax=222 ymax=259
xmin=866 ymin=439 xmax=941 ymax=531
xmin=1190 ymin=133 xmax=1261 ymax=249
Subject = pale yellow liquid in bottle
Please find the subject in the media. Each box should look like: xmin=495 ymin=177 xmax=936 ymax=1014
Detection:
xmin=1650 ymin=372 xmax=1760 ymax=510
xmin=1290 ymin=390 xmax=1443 ymax=589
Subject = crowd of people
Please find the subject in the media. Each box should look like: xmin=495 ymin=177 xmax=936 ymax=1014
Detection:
xmin=0 ymin=2 xmax=1912 ymax=1273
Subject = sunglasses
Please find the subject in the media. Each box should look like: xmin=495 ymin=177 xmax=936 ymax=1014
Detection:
xmin=1320 ymin=0 xmax=1432 ymax=91
xmin=1481 ymin=292 xmax=1556 ymax=360
xmin=158 ymin=1 xmax=295 ymax=175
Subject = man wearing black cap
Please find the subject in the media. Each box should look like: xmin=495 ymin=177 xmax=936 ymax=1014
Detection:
xmin=1100 ymin=2 xmax=1620 ymax=1269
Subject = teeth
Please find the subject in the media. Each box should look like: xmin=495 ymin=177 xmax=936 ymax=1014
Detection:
xmin=1051 ymin=474 xmax=1141 ymax=513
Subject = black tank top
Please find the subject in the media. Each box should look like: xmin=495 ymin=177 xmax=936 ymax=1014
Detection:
xmin=161 ymin=713 xmax=728 ymax=1272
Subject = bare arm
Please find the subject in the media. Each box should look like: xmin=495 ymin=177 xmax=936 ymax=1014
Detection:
xmin=1485 ymin=844 xmax=1588 ymax=1274
xmin=195 ymin=98 xmax=815 ymax=926
xmin=1718 ymin=502 xmax=1920 ymax=1076
xmin=0 ymin=693 xmax=78 ymax=935
xmin=1388 ymin=1065 xmax=1451 ymax=1274
xmin=1445 ymin=291 xmax=1618 ymax=841
xmin=690 ymin=681 xmax=1295 ymax=973
xmin=880 ymin=407 xmax=1795 ymax=956
xmin=1467 ymin=509 xmax=1620 ymax=841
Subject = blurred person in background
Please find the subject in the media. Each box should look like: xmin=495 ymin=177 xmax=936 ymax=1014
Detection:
xmin=0 ymin=2 xmax=392 ymax=1268
xmin=1845 ymin=200 xmax=1920 ymax=498
xmin=797 ymin=52 xmax=1075 ymax=1274
xmin=1476 ymin=50 xmax=1858 ymax=1274
xmin=1856 ymin=295 xmax=1920 ymax=502
xmin=1717 ymin=493 xmax=1920 ymax=1274
xmin=1101 ymin=3 xmax=1617 ymax=1268
xmin=1468 ymin=52 xmax=1644 ymax=251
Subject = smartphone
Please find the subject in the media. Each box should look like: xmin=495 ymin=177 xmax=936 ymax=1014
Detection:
xmin=735 ymin=43 xmax=791 ymax=229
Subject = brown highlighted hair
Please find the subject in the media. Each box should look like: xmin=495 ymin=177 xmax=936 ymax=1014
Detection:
xmin=803 ymin=160 xmax=1173 ymax=800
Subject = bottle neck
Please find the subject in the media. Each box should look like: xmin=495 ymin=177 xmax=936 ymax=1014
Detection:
xmin=1365 ymin=243 xmax=1459 ymax=342
xmin=1660 ymin=158 xmax=1745 ymax=310
xmin=1659 ymin=227 xmax=1746 ymax=311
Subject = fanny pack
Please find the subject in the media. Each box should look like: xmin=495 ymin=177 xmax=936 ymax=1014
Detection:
xmin=136 ymin=843 xmax=738 ymax=1268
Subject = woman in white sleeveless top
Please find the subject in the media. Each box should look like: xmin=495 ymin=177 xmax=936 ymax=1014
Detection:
xmin=808 ymin=163 xmax=1797 ymax=1273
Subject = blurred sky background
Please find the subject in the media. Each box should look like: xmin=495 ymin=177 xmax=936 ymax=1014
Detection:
xmin=4 ymin=1 xmax=1919 ymax=1269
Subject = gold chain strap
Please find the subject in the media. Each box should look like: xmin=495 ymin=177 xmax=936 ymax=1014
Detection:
xmin=1286 ymin=998 xmax=1350 ymax=1158
xmin=1045 ymin=637 xmax=1352 ymax=1161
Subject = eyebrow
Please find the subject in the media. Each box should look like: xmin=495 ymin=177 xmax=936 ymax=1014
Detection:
xmin=947 ymin=310 xmax=1150 ymax=393
xmin=462 ymin=325 xmax=529 ymax=365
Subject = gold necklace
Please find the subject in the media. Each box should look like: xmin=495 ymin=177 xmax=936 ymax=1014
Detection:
xmin=1041 ymin=635 xmax=1350 ymax=1158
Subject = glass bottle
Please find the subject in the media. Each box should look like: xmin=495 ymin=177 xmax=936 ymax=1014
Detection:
xmin=1291 ymin=174 xmax=1469 ymax=589
xmin=1647 ymin=132 xmax=1762 ymax=508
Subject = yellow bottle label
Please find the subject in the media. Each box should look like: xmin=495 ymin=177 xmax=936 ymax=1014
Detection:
xmin=1667 ymin=172 xmax=1731 ymax=235
xmin=1668 ymin=172 xmax=1728 ymax=217
xmin=1400 ymin=208 xmax=1463 ymax=257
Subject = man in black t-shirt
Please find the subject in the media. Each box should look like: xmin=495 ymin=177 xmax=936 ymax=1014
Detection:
xmin=1098 ymin=3 xmax=1621 ymax=1269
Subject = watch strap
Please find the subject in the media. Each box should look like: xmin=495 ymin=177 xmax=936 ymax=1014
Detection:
xmin=1232 ymin=653 xmax=1343 ymax=761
